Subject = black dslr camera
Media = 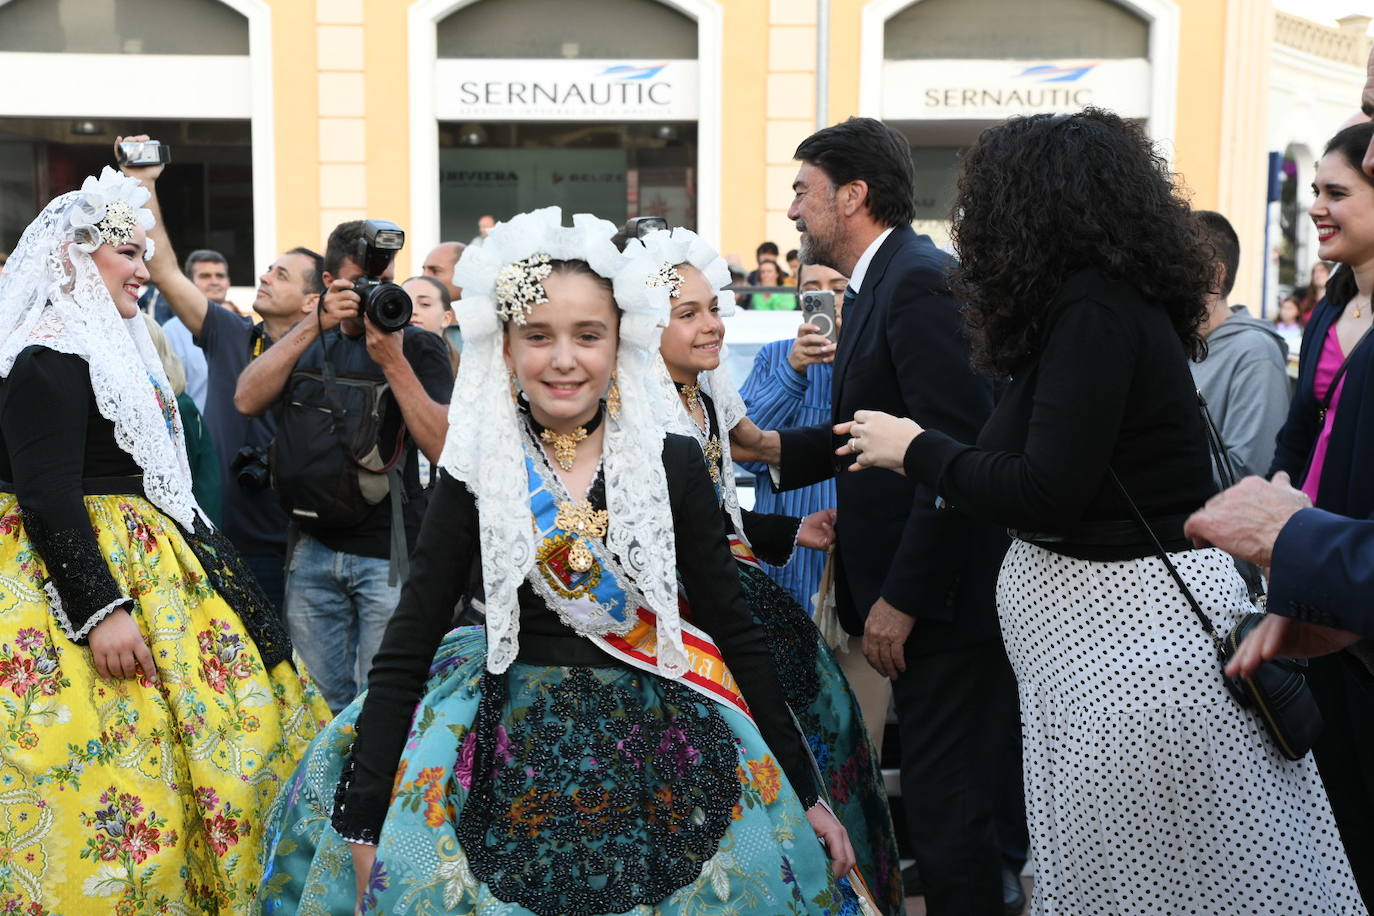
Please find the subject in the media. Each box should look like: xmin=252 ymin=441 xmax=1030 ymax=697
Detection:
xmin=353 ymin=219 xmax=411 ymax=333
xmin=231 ymin=445 xmax=271 ymax=489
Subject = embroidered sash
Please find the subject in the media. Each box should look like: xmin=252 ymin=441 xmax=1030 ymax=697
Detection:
xmin=525 ymin=457 xmax=754 ymax=721
xmin=727 ymin=533 xmax=761 ymax=570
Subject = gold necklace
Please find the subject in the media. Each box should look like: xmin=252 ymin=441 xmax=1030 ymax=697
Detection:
xmin=678 ymin=382 xmax=702 ymax=414
xmin=555 ymin=499 xmax=609 ymax=573
xmin=540 ymin=426 xmax=588 ymax=471
xmin=703 ymin=435 xmax=723 ymax=484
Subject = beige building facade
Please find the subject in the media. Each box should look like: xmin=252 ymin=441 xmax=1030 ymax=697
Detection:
xmin=0 ymin=0 xmax=1366 ymax=312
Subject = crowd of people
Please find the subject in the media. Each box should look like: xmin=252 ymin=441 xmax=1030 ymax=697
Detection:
xmin=0 ymin=55 xmax=1372 ymax=916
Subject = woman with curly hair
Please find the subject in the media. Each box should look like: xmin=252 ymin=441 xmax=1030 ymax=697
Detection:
xmin=835 ymin=109 xmax=1363 ymax=913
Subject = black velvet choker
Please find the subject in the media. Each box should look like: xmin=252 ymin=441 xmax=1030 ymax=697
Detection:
xmin=522 ymin=400 xmax=605 ymax=439
xmin=523 ymin=400 xmax=605 ymax=470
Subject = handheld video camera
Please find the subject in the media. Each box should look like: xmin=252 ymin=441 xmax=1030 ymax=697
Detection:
xmin=622 ymin=216 xmax=668 ymax=239
xmin=354 ymin=219 xmax=411 ymax=333
xmin=116 ymin=139 xmax=172 ymax=168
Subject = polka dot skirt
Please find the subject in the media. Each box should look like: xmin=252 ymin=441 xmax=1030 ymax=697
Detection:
xmin=998 ymin=541 xmax=1366 ymax=915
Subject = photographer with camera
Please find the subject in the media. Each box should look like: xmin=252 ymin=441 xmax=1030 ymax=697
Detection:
xmin=235 ymin=220 xmax=452 ymax=712
xmin=116 ymin=134 xmax=323 ymax=613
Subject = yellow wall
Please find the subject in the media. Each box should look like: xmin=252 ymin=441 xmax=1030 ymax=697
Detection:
xmin=1173 ymin=0 xmax=1229 ymax=210
xmin=267 ymin=0 xmax=321 ymax=262
xmin=719 ymin=1 xmax=775 ymax=263
xmin=364 ymin=0 xmax=413 ymax=274
xmin=263 ymin=0 xmax=1270 ymax=289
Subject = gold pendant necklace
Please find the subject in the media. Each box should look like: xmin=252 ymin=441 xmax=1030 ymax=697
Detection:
xmin=555 ymin=499 xmax=609 ymax=573
xmin=704 ymin=435 xmax=723 ymax=484
xmin=540 ymin=426 xmax=588 ymax=470
xmin=679 ymin=382 xmax=702 ymax=414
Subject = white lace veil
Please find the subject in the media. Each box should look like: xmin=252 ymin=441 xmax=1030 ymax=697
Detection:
xmin=439 ymin=207 xmax=687 ymax=677
xmin=618 ymin=228 xmax=748 ymax=539
xmin=0 ymin=167 xmax=206 ymax=531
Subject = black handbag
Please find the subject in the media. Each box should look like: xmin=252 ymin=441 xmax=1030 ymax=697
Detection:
xmin=1106 ymin=396 xmax=1323 ymax=761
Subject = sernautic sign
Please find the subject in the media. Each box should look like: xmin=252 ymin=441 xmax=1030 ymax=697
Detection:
xmin=883 ymin=58 xmax=1152 ymax=120
xmin=435 ymin=59 xmax=700 ymax=121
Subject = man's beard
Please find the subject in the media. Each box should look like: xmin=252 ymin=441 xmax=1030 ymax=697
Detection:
xmin=798 ymin=224 xmax=840 ymax=273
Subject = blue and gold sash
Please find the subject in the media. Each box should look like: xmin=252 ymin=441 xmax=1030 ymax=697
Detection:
xmin=524 ymin=456 xmax=753 ymax=720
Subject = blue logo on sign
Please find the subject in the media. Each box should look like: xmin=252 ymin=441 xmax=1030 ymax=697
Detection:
xmin=1014 ymin=63 xmax=1098 ymax=83
xmin=599 ymin=63 xmax=668 ymax=81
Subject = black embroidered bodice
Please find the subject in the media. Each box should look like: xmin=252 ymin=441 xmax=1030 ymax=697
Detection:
xmin=0 ymin=347 xmax=291 ymax=665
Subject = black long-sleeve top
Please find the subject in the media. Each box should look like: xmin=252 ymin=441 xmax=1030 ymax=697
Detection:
xmin=332 ymin=432 xmax=820 ymax=844
xmin=903 ymin=269 xmax=1215 ymax=559
xmin=0 ymin=347 xmax=140 ymax=638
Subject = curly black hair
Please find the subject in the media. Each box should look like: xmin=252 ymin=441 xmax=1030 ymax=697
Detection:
xmin=950 ymin=108 xmax=1212 ymax=377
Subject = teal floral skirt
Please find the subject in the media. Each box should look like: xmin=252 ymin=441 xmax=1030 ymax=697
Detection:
xmin=258 ymin=626 xmax=865 ymax=915
xmin=734 ymin=562 xmax=904 ymax=916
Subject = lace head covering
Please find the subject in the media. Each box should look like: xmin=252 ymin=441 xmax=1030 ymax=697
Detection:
xmin=439 ymin=207 xmax=686 ymax=677
xmin=617 ymin=228 xmax=748 ymax=538
xmin=0 ymin=167 xmax=205 ymax=530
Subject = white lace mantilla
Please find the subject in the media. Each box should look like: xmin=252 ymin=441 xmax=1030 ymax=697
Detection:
xmin=617 ymin=228 xmax=749 ymax=540
xmin=0 ymin=172 xmax=206 ymax=531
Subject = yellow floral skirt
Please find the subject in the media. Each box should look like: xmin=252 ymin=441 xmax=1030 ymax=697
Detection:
xmin=0 ymin=493 xmax=331 ymax=915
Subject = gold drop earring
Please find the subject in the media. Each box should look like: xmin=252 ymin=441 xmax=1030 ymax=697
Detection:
xmin=606 ymin=375 xmax=621 ymax=420
xmin=509 ymin=371 xmax=521 ymax=404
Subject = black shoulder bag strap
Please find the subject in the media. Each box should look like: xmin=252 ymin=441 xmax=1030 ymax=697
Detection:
xmin=1107 ymin=468 xmax=1225 ymax=656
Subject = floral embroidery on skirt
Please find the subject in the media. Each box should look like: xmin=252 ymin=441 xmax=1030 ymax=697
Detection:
xmin=259 ymin=626 xmax=866 ymax=916
xmin=0 ymin=493 xmax=329 ymax=915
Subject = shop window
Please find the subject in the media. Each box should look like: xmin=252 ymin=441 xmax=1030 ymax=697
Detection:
xmin=438 ymin=121 xmax=696 ymax=240
xmin=0 ymin=0 xmax=248 ymax=55
xmin=438 ymin=0 xmax=696 ymax=59
xmin=885 ymin=0 xmax=1147 ymax=60
xmin=0 ymin=118 xmax=254 ymax=284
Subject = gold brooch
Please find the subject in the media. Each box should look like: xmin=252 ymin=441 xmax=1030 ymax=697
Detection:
xmin=541 ymin=426 xmax=588 ymax=470
xmin=555 ymin=499 xmax=609 ymax=573
xmin=679 ymin=382 xmax=702 ymax=414
xmin=704 ymin=435 xmax=723 ymax=484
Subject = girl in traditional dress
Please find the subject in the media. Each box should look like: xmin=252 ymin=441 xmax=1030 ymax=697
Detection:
xmin=620 ymin=228 xmax=902 ymax=914
xmin=258 ymin=207 xmax=867 ymax=915
xmin=0 ymin=168 xmax=328 ymax=914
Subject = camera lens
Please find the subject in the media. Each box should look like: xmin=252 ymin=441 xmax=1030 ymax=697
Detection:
xmin=365 ymin=282 xmax=413 ymax=333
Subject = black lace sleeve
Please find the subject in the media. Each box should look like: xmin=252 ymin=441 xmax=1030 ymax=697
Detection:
xmin=0 ymin=349 xmax=127 ymax=641
xmin=331 ymin=470 xmax=479 ymax=844
xmin=664 ymin=435 xmax=821 ymax=809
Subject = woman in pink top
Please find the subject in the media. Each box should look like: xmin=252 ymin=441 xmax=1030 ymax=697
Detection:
xmin=1270 ymin=120 xmax=1374 ymax=906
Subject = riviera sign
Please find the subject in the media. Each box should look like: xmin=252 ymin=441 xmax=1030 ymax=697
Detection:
xmin=883 ymin=58 xmax=1152 ymax=120
xmin=435 ymin=59 xmax=700 ymax=121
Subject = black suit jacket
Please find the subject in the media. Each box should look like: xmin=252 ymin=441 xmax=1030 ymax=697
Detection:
xmin=776 ymin=227 xmax=1005 ymax=653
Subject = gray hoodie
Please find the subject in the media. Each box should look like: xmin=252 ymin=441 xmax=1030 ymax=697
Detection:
xmin=1190 ymin=305 xmax=1291 ymax=480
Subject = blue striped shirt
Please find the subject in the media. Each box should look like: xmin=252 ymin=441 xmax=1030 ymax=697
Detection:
xmin=738 ymin=338 xmax=835 ymax=612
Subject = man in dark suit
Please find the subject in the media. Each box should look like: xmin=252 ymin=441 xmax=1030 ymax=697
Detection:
xmin=734 ymin=117 xmax=1023 ymax=915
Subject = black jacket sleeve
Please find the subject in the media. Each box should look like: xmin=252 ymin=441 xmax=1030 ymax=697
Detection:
xmin=738 ymin=507 xmax=801 ymax=567
xmin=667 ymin=436 xmax=820 ymax=808
xmin=331 ymin=470 xmax=477 ymax=843
xmin=903 ymin=297 xmax=1138 ymax=532
xmin=878 ymin=257 xmax=996 ymax=616
xmin=776 ymin=423 xmax=838 ymax=492
xmin=1269 ymin=508 xmax=1374 ymax=635
xmin=0 ymin=348 xmax=127 ymax=641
